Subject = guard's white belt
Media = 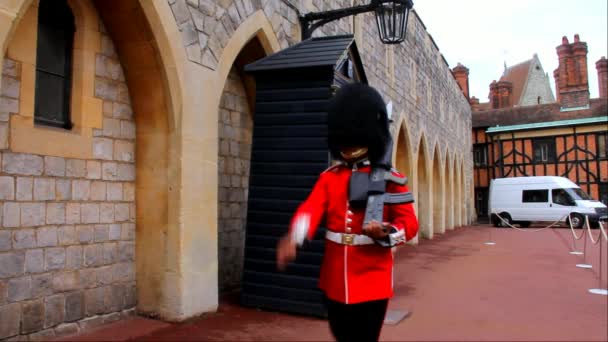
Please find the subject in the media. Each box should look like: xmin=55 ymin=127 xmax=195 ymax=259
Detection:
xmin=325 ymin=231 xmax=375 ymax=246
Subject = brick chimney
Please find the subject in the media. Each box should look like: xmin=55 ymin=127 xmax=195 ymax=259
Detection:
xmin=452 ymin=63 xmax=470 ymax=99
xmin=596 ymin=56 xmax=608 ymax=98
xmin=470 ymin=96 xmax=480 ymax=111
xmin=554 ymin=34 xmax=590 ymax=109
xmin=489 ymin=80 xmax=513 ymax=109
xmin=553 ymin=69 xmax=560 ymax=102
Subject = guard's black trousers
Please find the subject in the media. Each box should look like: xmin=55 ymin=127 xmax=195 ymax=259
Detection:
xmin=324 ymin=297 xmax=389 ymax=342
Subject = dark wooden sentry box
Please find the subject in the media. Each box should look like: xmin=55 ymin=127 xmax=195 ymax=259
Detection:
xmin=240 ymin=35 xmax=367 ymax=317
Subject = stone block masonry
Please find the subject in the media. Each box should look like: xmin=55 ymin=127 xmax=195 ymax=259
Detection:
xmin=0 ymin=25 xmax=137 ymax=341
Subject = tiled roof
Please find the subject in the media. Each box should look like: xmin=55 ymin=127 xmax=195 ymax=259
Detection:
xmin=500 ymin=59 xmax=533 ymax=105
xmin=472 ymin=98 xmax=608 ymax=128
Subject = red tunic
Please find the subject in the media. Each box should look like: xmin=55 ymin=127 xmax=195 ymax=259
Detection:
xmin=290 ymin=164 xmax=419 ymax=304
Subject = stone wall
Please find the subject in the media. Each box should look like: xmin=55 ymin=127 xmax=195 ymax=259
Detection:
xmin=218 ymin=67 xmax=252 ymax=292
xmin=0 ymin=26 xmax=136 ymax=340
xmin=520 ymin=56 xmax=556 ymax=106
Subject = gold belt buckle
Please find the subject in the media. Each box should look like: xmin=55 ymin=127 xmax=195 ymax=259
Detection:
xmin=342 ymin=234 xmax=355 ymax=245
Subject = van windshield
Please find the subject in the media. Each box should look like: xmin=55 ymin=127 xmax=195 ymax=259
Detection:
xmin=565 ymin=188 xmax=593 ymax=200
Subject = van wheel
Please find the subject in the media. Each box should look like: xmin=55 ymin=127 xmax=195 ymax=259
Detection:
xmin=567 ymin=213 xmax=584 ymax=229
xmin=491 ymin=214 xmax=501 ymax=227
xmin=497 ymin=212 xmax=512 ymax=227
xmin=519 ymin=221 xmax=531 ymax=228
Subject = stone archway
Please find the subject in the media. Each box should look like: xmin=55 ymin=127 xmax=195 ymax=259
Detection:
xmin=445 ymin=150 xmax=454 ymax=230
xmin=394 ymin=119 xmax=412 ymax=177
xmin=416 ymin=134 xmax=432 ymax=238
xmin=456 ymin=157 xmax=463 ymax=227
xmin=461 ymin=160 xmax=467 ymax=226
xmin=217 ymin=36 xmax=268 ymax=293
xmin=432 ymin=144 xmax=444 ymax=234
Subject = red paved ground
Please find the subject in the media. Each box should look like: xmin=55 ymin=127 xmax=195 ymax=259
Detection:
xmin=60 ymin=226 xmax=608 ymax=341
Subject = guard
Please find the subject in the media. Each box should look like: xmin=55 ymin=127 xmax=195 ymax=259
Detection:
xmin=277 ymin=83 xmax=419 ymax=342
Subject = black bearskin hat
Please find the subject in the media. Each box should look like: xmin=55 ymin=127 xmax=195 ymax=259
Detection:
xmin=327 ymin=83 xmax=390 ymax=164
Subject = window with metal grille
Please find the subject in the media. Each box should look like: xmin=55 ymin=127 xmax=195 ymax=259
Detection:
xmin=600 ymin=183 xmax=608 ymax=206
xmin=532 ymin=138 xmax=556 ymax=163
xmin=473 ymin=144 xmax=488 ymax=167
xmin=34 ymin=0 xmax=75 ymax=129
xmin=597 ymin=133 xmax=607 ymax=159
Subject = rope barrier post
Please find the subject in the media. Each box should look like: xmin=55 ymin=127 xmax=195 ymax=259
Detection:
xmin=568 ymin=212 xmax=584 ymax=255
xmin=589 ymin=221 xmax=607 ymax=296
xmin=576 ymin=215 xmax=592 ymax=269
xmin=483 ymin=211 xmax=496 ymax=246
xmin=484 ymin=225 xmax=496 ymax=246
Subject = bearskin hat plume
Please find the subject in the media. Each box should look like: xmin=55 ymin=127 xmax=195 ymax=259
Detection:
xmin=327 ymin=83 xmax=390 ymax=164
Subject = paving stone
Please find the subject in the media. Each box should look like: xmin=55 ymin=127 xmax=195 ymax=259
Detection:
xmin=78 ymin=314 xmax=104 ymax=331
xmin=0 ymin=303 xmax=21 ymax=339
xmin=58 ymin=226 xmax=77 ymax=246
xmin=102 ymin=243 xmax=117 ymax=265
xmin=13 ymin=229 xmax=35 ymax=249
xmin=65 ymin=246 xmax=83 ymax=270
xmin=2 ymin=202 xmax=19 ymax=227
xmin=28 ymin=327 xmax=56 ymax=341
xmin=65 ymin=291 xmax=84 ymax=322
xmin=54 ymin=322 xmax=79 ymax=337
xmin=103 ymin=118 xmax=120 ymax=138
xmin=44 ymin=157 xmax=66 ymax=177
xmin=25 ymin=249 xmax=44 ymax=273
xmin=104 ymin=284 xmax=125 ymax=313
xmin=112 ymin=103 xmax=133 ymax=120
xmin=44 ymin=247 xmax=65 ymax=271
xmin=94 ymin=225 xmax=109 ymax=243
xmin=0 ymin=176 xmax=14 ymax=200
xmin=102 ymin=162 xmax=118 ymax=181
xmin=81 ymin=204 xmax=100 ymax=224
xmin=65 ymin=160 xmax=86 ymax=178
xmin=120 ymin=120 xmax=135 ymax=139
xmin=115 ymin=203 xmax=130 ymax=222
xmin=21 ymin=299 xmax=44 ymax=334
xmin=46 ymin=203 xmax=66 ymax=225
xmin=72 ymin=180 xmax=91 ymax=201
xmin=31 ymin=274 xmax=53 ymax=298
xmin=113 ymin=141 xmax=135 ymax=162
xmin=44 ymin=294 xmax=65 ymax=328
xmin=86 ymin=161 xmax=102 ymax=180
xmin=121 ymin=223 xmax=135 ymax=241
xmin=34 ymin=178 xmax=55 ymax=201
xmin=54 ymin=180 xmax=71 ymax=202
xmin=84 ymin=244 xmax=103 ymax=267
xmin=16 ymin=177 xmax=33 ymax=201
xmin=100 ymin=204 xmax=114 ymax=224
xmin=77 ymin=225 xmax=93 ymax=244
xmin=52 ymin=271 xmax=79 ymax=293
xmin=117 ymin=164 xmax=135 ymax=181
xmin=66 ymin=203 xmax=81 ymax=225
xmin=77 ymin=269 xmax=97 ymax=289
xmin=0 ymin=230 xmax=10 ymax=251
xmin=107 ymin=183 xmax=122 ymax=201
xmin=7 ymin=276 xmax=31 ymax=302
xmin=2 ymin=153 xmax=43 ymax=176
xmin=21 ymin=203 xmax=45 ymax=227
xmin=118 ymin=241 xmax=135 ymax=262
xmin=37 ymin=226 xmax=58 ymax=247
xmin=84 ymin=287 xmax=105 ymax=316
xmin=0 ymin=251 xmax=24 ymax=278
xmin=109 ymin=224 xmax=121 ymax=241
xmin=90 ymin=181 xmax=106 ymax=201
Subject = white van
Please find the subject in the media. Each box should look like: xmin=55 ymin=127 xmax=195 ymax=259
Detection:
xmin=489 ymin=176 xmax=607 ymax=228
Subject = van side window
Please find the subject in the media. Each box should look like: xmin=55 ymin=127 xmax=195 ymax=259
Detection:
xmin=552 ymin=189 xmax=573 ymax=206
xmin=522 ymin=189 xmax=548 ymax=203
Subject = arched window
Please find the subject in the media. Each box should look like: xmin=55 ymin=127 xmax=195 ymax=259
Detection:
xmin=34 ymin=0 xmax=75 ymax=129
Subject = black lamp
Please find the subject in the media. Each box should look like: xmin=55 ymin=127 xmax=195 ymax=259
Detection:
xmin=300 ymin=0 xmax=414 ymax=44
